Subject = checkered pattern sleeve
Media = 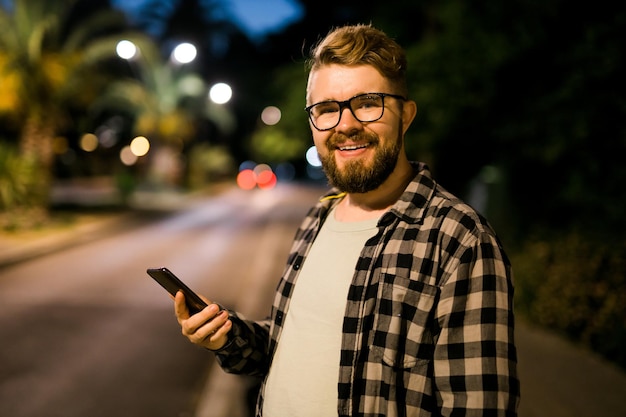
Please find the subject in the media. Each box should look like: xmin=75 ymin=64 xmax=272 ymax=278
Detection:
xmin=213 ymin=314 xmax=271 ymax=377
xmin=433 ymin=228 xmax=519 ymax=415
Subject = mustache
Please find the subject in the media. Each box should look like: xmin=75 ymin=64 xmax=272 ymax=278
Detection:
xmin=327 ymin=132 xmax=379 ymax=149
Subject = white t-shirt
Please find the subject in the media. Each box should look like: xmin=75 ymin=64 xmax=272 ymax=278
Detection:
xmin=262 ymin=208 xmax=379 ymax=417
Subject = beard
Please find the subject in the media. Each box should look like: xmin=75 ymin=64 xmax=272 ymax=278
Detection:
xmin=320 ymin=129 xmax=402 ymax=194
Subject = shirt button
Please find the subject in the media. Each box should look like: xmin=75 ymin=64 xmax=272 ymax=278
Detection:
xmin=293 ymin=263 xmax=300 ymax=270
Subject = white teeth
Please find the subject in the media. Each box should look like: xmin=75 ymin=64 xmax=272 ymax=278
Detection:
xmin=339 ymin=144 xmax=368 ymax=151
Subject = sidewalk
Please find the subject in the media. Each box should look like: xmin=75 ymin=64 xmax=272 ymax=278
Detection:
xmin=0 ymin=184 xmax=229 ymax=268
xmin=0 ymin=210 xmax=139 ymax=268
xmin=516 ymin=319 xmax=626 ymax=417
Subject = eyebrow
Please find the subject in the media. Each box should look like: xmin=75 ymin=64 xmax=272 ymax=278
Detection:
xmin=307 ymin=91 xmax=376 ymax=105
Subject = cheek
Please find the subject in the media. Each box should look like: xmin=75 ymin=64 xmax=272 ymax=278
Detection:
xmin=312 ymin=132 xmax=330 ymax=154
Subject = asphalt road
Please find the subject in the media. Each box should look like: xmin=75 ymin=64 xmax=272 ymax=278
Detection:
xmin=0 ymin=183 xmax=322 ymax=417
xmin=1 ymin=182 xmax=625 ymax=417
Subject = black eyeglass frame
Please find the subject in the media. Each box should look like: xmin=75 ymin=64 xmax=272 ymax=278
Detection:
xmin=304 ymin=92 xmax=407 ymax=131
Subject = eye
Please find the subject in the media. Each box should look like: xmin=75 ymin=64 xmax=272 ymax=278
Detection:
xmin=313 ymin=102 xmax=339 ymax=116
xmin=353 ymin=95 xmax=382 ymax=109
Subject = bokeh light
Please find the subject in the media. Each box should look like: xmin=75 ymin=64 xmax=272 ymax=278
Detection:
xmin=237 ymin=169 xmax=257 ymax=190
xmin=130 ymin=136 xmax=150 ymax=156
xmin=254 ymin=163 xmax=276 ymax=189
xmin=257 ymin=170 xmax=277 ymax=189
xmin=236 ymin=162 xmax=279 ymax=190
xmin=120 ymin=146 xmax=138 ymax=166
xmin=209 ymin=82 xmax=232 ymax=104
xmin=253 ymin=163 xmax=272 ymax=177
xmin=116 ymin=40 xmax=137 ymax=60
xmin=80 ymin=133 xmax=98 ymax=152
xmin=239 ymin=160 xmax=257 ymax=171
xmin=261 ymin=106 xmax=281 ymax=125
xmin=306 ymin=145 xmax=321 ymax=167
xmin=172 ymin=42 xmax=197 ymax=64
xmin=275 ymin=162 xmax=296 ymax=181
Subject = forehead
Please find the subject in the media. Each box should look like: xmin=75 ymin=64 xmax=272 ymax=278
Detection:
xmin=306 ymin=64 xmax=390 ymax=103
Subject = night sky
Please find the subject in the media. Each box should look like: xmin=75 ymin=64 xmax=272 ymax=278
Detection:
xmin=109 ymin=0 xmax=304 ymax=39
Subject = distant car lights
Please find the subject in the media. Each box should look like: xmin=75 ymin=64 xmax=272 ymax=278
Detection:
xmin=237 ymin=162 xmax=277 ymax=190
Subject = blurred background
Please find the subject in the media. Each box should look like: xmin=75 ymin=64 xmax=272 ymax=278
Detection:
xmin=1 ymin=0 xmax=625 ymax=415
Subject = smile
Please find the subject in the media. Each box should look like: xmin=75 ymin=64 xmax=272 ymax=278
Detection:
xmin=337 ymin=143 xmax=370 ymax=151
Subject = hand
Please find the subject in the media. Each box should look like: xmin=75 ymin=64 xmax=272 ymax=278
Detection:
xmin=174 ymin=291 xmax=232 ymax=351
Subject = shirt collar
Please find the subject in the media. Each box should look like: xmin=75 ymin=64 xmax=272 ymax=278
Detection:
xmin=387 ymin=161 xmax=436 ymax=225
xmin=317 ymin=161 xmax=436 ymax=225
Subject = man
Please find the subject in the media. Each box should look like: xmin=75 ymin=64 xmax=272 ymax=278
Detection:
xmin=175 ymin=24 xmax=519 ymax=416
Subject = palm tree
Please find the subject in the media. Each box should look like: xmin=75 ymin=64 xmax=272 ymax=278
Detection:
xmin=0 ymin=0 xmax=134 ymax=206
xmin=97 ymin=39 xmax=205 ymax=145
xmin=91 ymin=37 xmax=236 ymax=187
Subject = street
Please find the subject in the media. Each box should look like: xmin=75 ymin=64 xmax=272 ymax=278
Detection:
xmin=0 ymin=183 xmax=324 ymax=417
xmin=1 ymin=182 xmax=626 ymax=417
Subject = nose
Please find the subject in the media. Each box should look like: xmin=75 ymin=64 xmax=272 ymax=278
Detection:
xmin=335 ymin=105 xmax=363 ymax=134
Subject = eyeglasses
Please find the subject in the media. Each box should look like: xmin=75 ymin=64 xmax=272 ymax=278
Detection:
xmin=305 ymin=92 xmax=406 ymax=131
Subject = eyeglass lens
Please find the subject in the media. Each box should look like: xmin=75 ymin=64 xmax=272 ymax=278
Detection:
xmin=309 ymin=94 xmax=385 ymax=130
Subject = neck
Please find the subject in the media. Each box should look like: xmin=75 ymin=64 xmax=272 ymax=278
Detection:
xmin=334 ymin=158 xmax=414 ymax=222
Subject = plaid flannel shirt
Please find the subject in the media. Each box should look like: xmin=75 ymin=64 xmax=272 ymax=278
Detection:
xmin=215 ymin=162 xmax=520 ymax=416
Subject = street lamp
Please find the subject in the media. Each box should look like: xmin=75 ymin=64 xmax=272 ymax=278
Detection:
xmin=171 ymin=42 xmax=197 ymax=65
xmin=116 ymin=40 xmax=137 ymax=60
xmin=209 ymin=82 xmax=232 ymax=104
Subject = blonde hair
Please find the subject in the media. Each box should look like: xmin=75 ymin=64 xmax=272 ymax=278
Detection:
xmin=306 ymin=24 xmax=408 ymax=96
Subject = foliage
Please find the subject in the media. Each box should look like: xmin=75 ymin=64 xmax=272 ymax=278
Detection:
xmin=489 ymin=2 xmax=626 ymax=238
xmin=403 ymin=1 xmax=512 ymax=170
xmin=90 ymin=37 xmax=210 ymax=147
xmin=247 ymin=60 xmax=311 ymax=164
xmin=511 ymin=231 xmax=626 ymax=369
xmin=0 ymin=0 xmax=131 ymax=134
xmin=187 ymin=144 xmax=236 ymax=189
xmin=397 ymin=0 xmax=626 ymax=370
xmin=0 ymin=0 xmax=137 ymax=223
xmin=250 ymin=125 xmax=308 ymax=164
xmin=0 ymin=142 xmax=47 ymax=229
xmin=402 ymin=1 xmax=626 ymax=234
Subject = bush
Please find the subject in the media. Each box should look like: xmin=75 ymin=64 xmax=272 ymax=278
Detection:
xmin=187 ymin=144 xmax=236 ymax=189
xmin=512 ymin=231 xmax=626 ymax=369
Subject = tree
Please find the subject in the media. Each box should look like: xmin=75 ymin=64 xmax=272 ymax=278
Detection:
xmin=91 ymin=37 xmax=237 ymax=187
xmin=0 ymin=0 xmax=133 ymax=208
xmin=96 ymin=38 xmax=205 ymax=144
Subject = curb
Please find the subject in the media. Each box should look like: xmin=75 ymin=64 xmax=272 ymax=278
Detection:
xmin=0 ymin=212 xmax=140 ymax=269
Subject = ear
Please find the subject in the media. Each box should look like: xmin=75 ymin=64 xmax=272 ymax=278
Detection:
xmin=401 ymin=99 xmax=418 ymax=135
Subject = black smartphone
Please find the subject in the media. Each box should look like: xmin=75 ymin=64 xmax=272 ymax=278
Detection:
xmin=146 ymin=267 xmax=208 ymax=314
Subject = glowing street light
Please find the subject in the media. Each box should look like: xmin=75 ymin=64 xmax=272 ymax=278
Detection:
xmin=172 ymin=42 xmax=197 ymax=64
xmin=116 ymin=40 xmax=137 ymax=60
xmin=209 ymin=82 xmax=232 ymax=104
xmin=130 ymin=136 xmax=150 ymax=156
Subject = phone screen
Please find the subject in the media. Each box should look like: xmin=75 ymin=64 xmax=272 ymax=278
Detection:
xmin=146 ymin=267 xmax=208 ymax=314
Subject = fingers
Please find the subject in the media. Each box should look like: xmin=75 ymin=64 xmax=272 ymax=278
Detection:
xmin=175 ymin=291 xmax=231 ymax=350
xmin=181 ymin=303 xmax=220 ymax=336
xmin=185 ymin=308 xmax=231 ymax=350
xmin=197 ymin=310 xmax=232 ymax=349
xmin=174 ymin=291 xmax=190 ymax=322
